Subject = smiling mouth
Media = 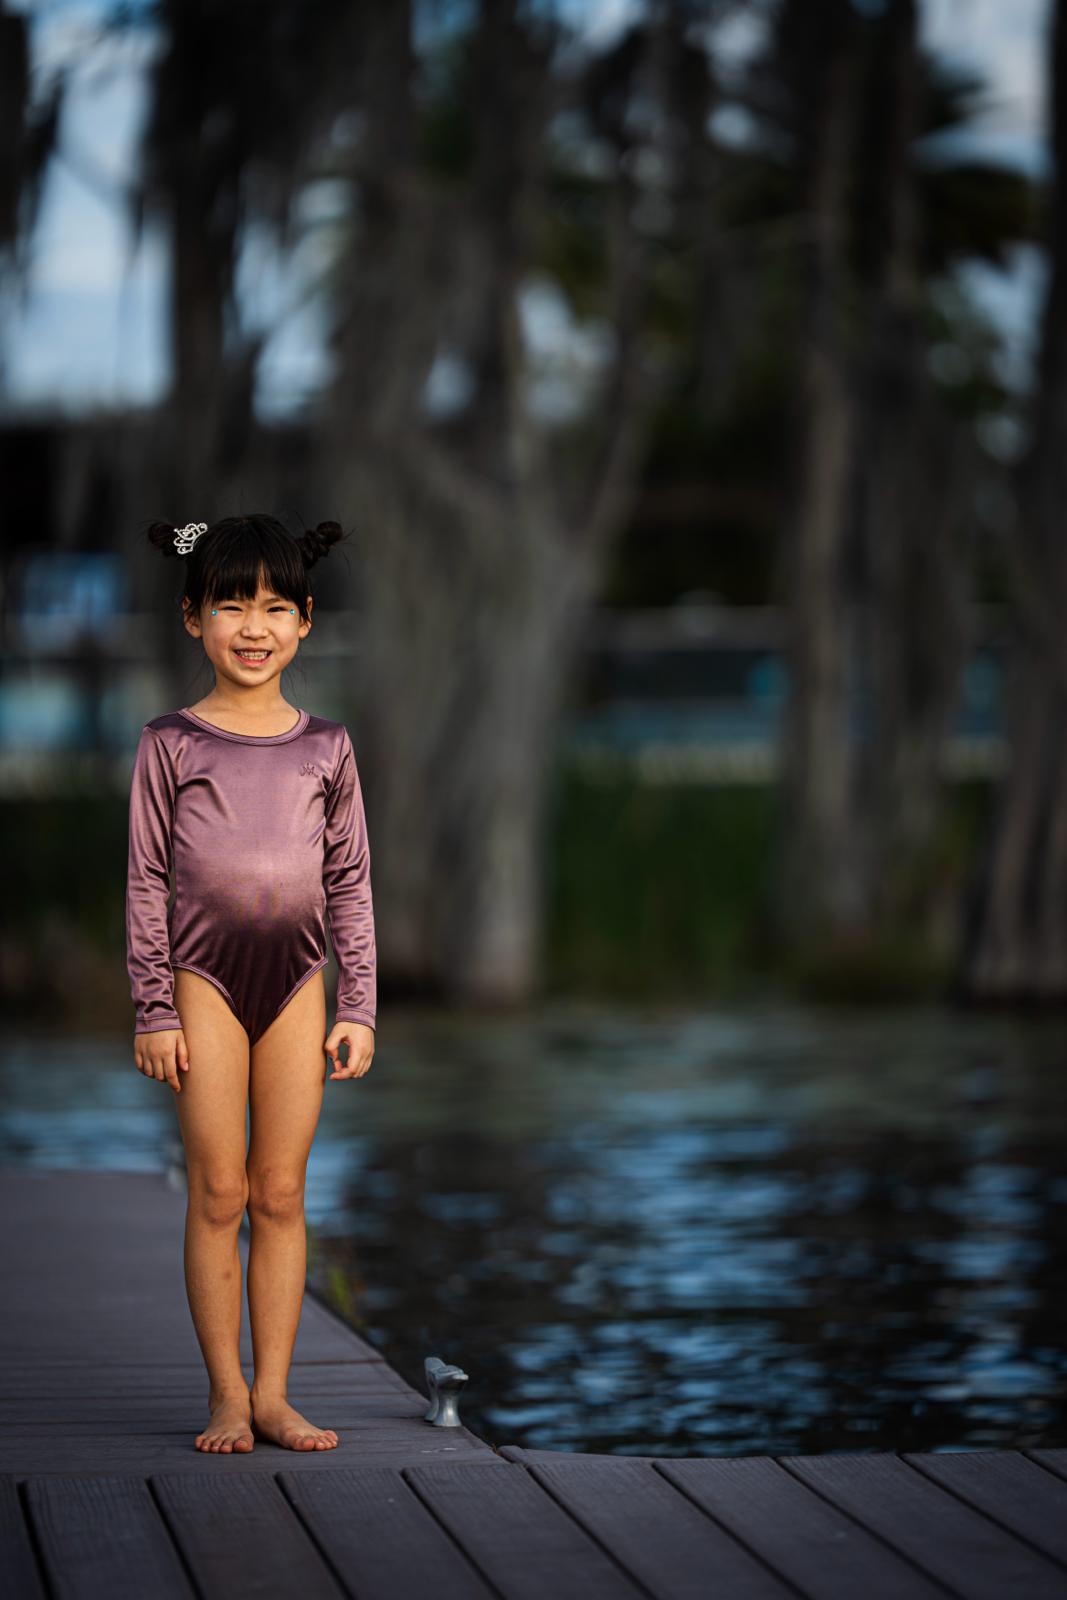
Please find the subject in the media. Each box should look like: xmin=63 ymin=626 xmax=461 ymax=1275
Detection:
xmin=234 ymin=650 xmax=272 ymax=663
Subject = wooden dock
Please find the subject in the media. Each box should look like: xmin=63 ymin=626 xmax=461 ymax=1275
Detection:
xmin=3 ymin=1168 xmax=1067 ymax=1599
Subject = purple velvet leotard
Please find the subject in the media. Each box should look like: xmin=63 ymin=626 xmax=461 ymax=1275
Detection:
xmin=125 ymin=707 xmax=376 ymax=1043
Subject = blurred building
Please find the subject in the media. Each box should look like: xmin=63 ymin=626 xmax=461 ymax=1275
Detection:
xmin=0 ymin=543 xmax=1008 ymax=793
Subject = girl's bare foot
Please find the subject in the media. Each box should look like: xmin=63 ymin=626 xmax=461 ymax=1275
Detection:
xmin=250 ymin=1390 xmax=339 ymax=1450
xmin=195 ymin=1390 xmax=254 ymax=1453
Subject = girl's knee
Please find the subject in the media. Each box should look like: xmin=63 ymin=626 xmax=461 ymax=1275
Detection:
xmin=188 ymin=1169 xmax=249 ymax=1227
xmin=246 ymin=1171 xmax=305 ymax=1224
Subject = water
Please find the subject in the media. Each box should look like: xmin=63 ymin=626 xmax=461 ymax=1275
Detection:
xmin=2 ymin=1001 xmax=1066 ymax=1456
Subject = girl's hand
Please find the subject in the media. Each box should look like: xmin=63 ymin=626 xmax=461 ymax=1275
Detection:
xmin=134 ymin=1028 xmax=190 ymax=1095
xmin=325 ymin=1022 xmax=374 ymax=1081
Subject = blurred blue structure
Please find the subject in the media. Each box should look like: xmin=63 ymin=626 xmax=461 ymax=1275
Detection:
xmin=0 ymin=581 xmax=1008 ymax=782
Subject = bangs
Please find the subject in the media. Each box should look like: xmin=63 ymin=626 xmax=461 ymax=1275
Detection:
xmin=184 ymin=516 xmax=310 ymax=619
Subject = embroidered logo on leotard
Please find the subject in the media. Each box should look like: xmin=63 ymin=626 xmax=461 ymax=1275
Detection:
xmin=300 ymin=761 xmax=317 ymax=776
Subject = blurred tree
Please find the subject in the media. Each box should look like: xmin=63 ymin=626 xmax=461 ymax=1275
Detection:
xmin=756 ymin=0 xmax=1027 ymax=974
xmin=124 ymin=0 xmax=709 ymax=1004
xmin=7 ymin=0 xmax=1038 ymax=1010
xmin=772 ymin=0 xmax=862 ymax=944
xmin=0 ymin=1 xmax=64 ymax=379
xmin=312 ymin=0 xmax=703 ymax=1004
xmin=0 ymin=4 xmax=62 ymax=265
xmin=848 ymin=0 xmax=977 ymax=934
xmin=133 ymin=0 xmax=358 ymax=505
xmin=965 ymin=0 xmax=1067 ymax=1001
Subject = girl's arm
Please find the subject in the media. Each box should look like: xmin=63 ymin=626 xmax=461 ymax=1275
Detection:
xmin=126 ymin=726 xmax=183 ymax=1033
xmin=322 ymin=728 xmax=377 ymax=1031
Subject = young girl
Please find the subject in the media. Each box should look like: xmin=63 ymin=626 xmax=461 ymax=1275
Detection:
xmin=126 ymin=513 xmax=376 ymax=1455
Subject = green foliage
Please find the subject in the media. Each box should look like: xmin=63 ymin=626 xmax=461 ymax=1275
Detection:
xmin=543 ymin=761 xmax=996 ymax=1006
xmin=544 ymin=760 xmax=778 ymax=1002
xmin=0 ymin=797 xmax=131 ymax=1026
xmin=0 ymin=772 xmax=1001 ymax=1023
xmin=324 ymin=1261 xmax=356 ymax=1321
xmin=2 ymin=798 xmax=124 ymax=946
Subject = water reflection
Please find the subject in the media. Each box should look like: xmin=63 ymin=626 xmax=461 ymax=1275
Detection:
xmin=2 ymin=1002 xmax=1066 ymax=1456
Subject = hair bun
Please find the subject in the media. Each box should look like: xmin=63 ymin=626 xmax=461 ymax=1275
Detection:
xmin=300 ymin=519 xmax=346 ymax=569
xmin=145 ymin=521 xmax=183 ymax=560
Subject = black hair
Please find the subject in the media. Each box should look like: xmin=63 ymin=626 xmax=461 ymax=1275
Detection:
xmin=144 ymin=513 xmax=348 ymax=625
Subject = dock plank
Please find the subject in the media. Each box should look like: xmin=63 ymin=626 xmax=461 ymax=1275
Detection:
xmin=1028 ymin=1450 xmax=1067 ymax=1485
xmin=280 ymin=1465 xmax=499 ymax=1600
xmin=782 ymin=1452 xmax=1067 ymax=1600
xmin=658 ymin=1453 xmax=946 ymax=1599
xmin=0 ymin=1169 xmax=497 ymax=1478
xmin=0 ymin=1421 xmax=499 ymax=1476
xmin=153 ymin=1473 xmax=344 ymax=1598
xmin=0 ymin=1391 xmax=426 ymax=1426
xmin=24 ymin=1474 xmax=193 ymax=1600
xmin=405 ymin=1461 xmax=647 ymax=1600
xmin=904 ymin=1450 xmax=1067 ymax=1569
xmin=5 ymin=1168 xmax=1067 ymax=1600
xmin=517 ymin=1456 xmax=794 ymax=1600
xmin=0 ymin=1169 xmax=381 ymax=1367
xmin=0 ymin=1362 xmax=409 ymax=1404
xmin=0 ymin=1475 xmax=46 ymax=1600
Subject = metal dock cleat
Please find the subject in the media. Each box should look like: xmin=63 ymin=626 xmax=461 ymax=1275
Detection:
xmin=424 ymin=1356 xmax=469 ymax=1427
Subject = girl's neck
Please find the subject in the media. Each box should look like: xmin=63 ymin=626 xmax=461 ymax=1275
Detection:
xmin=188 ymin=693 xmax=299 ymax=735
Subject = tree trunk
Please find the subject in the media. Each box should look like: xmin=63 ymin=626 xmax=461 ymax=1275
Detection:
xmin=775 ymin=0 xmax=975 ymax=960
xmin=773 ymin=0 xmax=861 ymax=942
xmin=852 ymin=0 xmax=974 ymax=933
xmin=319 ymin=2 xmax=668 ymax=1005
xmin=964 ymin=0 xmax=1067 ymax=1000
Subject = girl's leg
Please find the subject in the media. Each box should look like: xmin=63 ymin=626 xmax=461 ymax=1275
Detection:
xmin=245 ymin=969 xmax=338 ymax=1451
xmin=171 ymin=967 xmax=253 ymax=1453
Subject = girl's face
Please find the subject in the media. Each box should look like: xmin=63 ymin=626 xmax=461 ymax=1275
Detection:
xmin=183 ymin=580 xmax=312 ymax=689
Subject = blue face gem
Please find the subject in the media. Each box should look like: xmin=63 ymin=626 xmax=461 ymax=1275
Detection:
xmin=211 ymin=609 xmax=217 ymax=616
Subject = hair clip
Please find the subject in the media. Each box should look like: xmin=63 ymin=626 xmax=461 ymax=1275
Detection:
xmin=174 ymin=522 xmax=208 ymax=554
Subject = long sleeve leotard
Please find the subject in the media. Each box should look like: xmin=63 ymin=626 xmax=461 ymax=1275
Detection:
xmin=125 ymin=707 xmax=376 ymax=1043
